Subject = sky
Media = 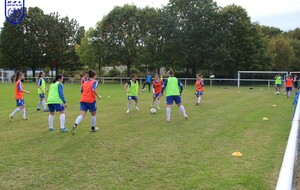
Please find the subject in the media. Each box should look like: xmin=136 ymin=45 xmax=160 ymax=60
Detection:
xmin=1 ymin=0 xmax=300 ymax=31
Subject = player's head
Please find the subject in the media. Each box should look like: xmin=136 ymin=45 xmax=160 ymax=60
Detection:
xmin=154 ymin=74 xmax=159 ymax=80
xmin=88 ymin=70 xmax=96 ymax=79
xmin=168 ymin=69 xmax=174 ymax=76
xmin=14 ymin=71 xmax=24 ymax=82
xmin=38 ymin=71 xmax=45 ymax=78
xmin=53 ymin=74 xmax=63 ymax=83
xmin=80 ymin=72 xmax=88 ymax=78
xmin=131 ymin=74 xmax=137 ymax=81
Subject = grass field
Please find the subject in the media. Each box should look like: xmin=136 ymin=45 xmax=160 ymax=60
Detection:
xmin=0 ymin=82 xmax=293 ymax=189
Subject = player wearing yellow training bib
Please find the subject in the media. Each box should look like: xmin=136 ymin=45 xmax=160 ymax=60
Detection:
xmin=37 ymin=71 xmax=48 ymax=111
xmin=124 ymin=74 xmax=139 ymax=113
xmin=161 ymin=69 xmax=188 ymax=122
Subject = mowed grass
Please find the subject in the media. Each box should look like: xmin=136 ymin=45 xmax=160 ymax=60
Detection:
xmin=0 ymin=82 xmax=293 ymax=190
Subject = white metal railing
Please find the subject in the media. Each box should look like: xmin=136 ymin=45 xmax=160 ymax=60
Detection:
xmin=276 ymin=93 xmax=300 ymax=190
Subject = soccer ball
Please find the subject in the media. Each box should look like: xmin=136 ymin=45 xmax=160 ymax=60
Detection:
xmin=209 ymin=75 xmax=215 ymax=78
xmin=150 ymin=108 xmax=157 ymax=114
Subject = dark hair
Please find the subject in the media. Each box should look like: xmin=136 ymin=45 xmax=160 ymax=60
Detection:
xmin=80 ymin=72 xmax=87 ymax=78
xmin=38 ymin=71 xmax=44 ymax=79
xmin=88 ymin=70 xmax=96 ymax=78
xmin=53 ymin=74 xmax=63 ymax=83
xmin=131 ymin=74 xmax=137 ymax=79
xmin=168 ymin=69 xmax=174 ymax=76
xmin=14 ymin=71 xmax=23 ymax=83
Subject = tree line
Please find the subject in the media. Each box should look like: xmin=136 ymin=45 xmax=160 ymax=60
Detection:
xmin=1 ymin=0 xmax=300 ymax=78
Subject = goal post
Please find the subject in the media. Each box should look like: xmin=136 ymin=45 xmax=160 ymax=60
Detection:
xmin=237 ymin=71 xmax=289 ymax=89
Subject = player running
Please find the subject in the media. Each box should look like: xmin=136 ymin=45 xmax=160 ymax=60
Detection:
xmin=47 ymin=74 xmax=68 ymax=132
xmin=195 ymin=74 xmax=204 ymax=105
xmin=8 ymin=71 xmax=30 ymax=121
xmin=72 ymin=70 xmax=101 ymax=135
xmin=36 ymin=71 xmax=48 ymax=111
xmin=151 ymin=74 xmax=162 ymax=109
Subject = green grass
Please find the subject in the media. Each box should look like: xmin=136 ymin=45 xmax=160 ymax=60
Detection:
xmin=0 ymin=83 xmax=293 ymax=189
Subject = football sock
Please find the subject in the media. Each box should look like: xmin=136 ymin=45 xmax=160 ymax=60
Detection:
xmin=91 ymin=116 xmax=96 ymax=127
xmin=179 ymin=105 xmax=187 ymax=117
xmin=21 ymin=108 xmax=26 ymax=119
xmin=48 ymin=115 xmax=54 ymax=128
xmin=75 ymin=115 xmax=83 ymax=126
xmin=11 ymin=107 xmax=21 ymax=117
xmin=37 ymin=100 xmax=41 ymax=109
xmin=42 ymin=100 xmax=46 ymax=110
xmin=60 ymin=114 xmax=65 ymax=129
xmin=166 ymin=107 xmax=171 ymax=121
xmin=127 ymin=103 xmax=130 ymax=111
xmin=197 ymin=97 xmax=201 ymax=104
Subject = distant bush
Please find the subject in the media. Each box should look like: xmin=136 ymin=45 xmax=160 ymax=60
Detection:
xmin=108 ymin=68 xmax=121 ymax=77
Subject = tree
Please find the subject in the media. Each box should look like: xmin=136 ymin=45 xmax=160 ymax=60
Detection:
xmin=95 ymin=4 xmax=142 ymax=76
xmin=219 ymin=5 xmax=272 ymax=75
xmin=268 ymin=35 xmax=295 ymax=70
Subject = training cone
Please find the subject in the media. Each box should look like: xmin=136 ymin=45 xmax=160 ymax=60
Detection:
xmin=262 ymin=117 xmax=269 ymax=121
xmin=232 ymin=151 xmax=243 ymax=157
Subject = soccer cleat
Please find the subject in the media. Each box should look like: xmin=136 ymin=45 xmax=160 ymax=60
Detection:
xmin=71 ymin=124 xmax=78 ymax=136
xmin=135 ymin=107 xmax=139 ymax=111
xmin=91 ymin=127 xmax=99 ymax=132
xmin=184 ymin=115 xmax=188 ymax=120
xmin=48 ymin=128 xmax=56 ymax=131
xmin=22 ymin=117 xmax=29 ymax=120
xmin=60 ymin=128 xmax=69 ymax=132
xmin=196 ymin=103 xmax=200 ymax=106
xmin=126 ymin=110 xmax=130 ymax=113
xmin=44 ymin=109 xmax=49 ymax=112
xmin=37 ymin=108 xmax=41 ymax=111
xmin=8 ymin=114 xmax=13 ymax=122
xmin=157 ymin=106 xmax=160 ymax=109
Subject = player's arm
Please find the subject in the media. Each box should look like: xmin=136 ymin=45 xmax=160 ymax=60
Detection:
xmin=18 ymin=83 xmax=30 ymax=94
xmin=58 ymin=84 xmax=67 ymax=107
xmin=124 ymin=81 xmax=130 ymax=93
xmin=37 ymin=78 xmax=44 ymax=93
xmin=178 ymin=79 xmax=183 ymax=94
xmin=161 ymin=79 xmax=168 ymax=95
xmin=92 ymin=81 xmax=101 ymax=99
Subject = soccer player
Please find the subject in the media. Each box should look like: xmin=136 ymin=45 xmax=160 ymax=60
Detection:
xmin=285 ymin=75 xmax=293 ymax=98
xmin=36 ymin=71 xmax=48 ymax=111
xmin=161 ymin=69 xmax=188 ymax=122
xmin=47 ymin=74 xmax=68 ymax=132
xmin=274 ymin=74 xmax=282 ymax=95
xmin=142 ymin=71 xmax=152 ymax=92
xmin=195 ymin=74 xmax=204 ymax=105
xmin=293 ymin=74 xmax=299 ymax=92
xmin=151 ymin=74 xmax=162 ymax=109
xmin=8 ymin=71 xmax=30 ymax=121
xmin=72 ymin=70 xmax=101 ymax=135
xmin=124 ymin=74 xmax=139 ymax=113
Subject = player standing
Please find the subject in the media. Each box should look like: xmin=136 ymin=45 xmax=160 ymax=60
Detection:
xmin=36 ymin=71 xmax=48 ymax=111
xmin=124 ymin=74 xmax=139 ymax=113
xmin=72 ymin=70 xmax=101 ymax=135
xmin=195 ymin=74 xmax=204 ymax=105
xmin=47 ymin=74 xmax=68 ymax=132
xmin=151 ymin=74 xmax=162 ymax=109
xmin=8 ymin=71 xmax=30 ymax=121
xmin=161 ymin=69 xmax=188 ymax=122
xmin=285 ymin=75 xmax=293 ymax=98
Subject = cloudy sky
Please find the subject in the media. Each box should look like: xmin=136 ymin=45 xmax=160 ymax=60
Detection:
xmin=1 ymin=0 xmax=299 ymax=31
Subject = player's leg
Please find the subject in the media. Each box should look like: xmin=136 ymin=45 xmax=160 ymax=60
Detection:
xmin=90 ymin=110 xmax=98 ymax=132
xmin=48 ymin=104 xmax=56 ymax=131
xmin=134 ymin=97 xmax=139 ymax=110
xmin=176 ymin=96 xmax=188 ymax=119
xmin=59 ymin=108 xmax=68 ymax=132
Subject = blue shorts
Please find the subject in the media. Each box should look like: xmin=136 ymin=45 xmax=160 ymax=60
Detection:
xmin=80 ymin=102 xmax=97 ymax=112
xmin=166 ymin=96 xmax=182 ymax=105
xmin=16 ymin=99 xmax=25 ymax=107
xmin=195 ymin=91 xmax=203 ymax=96
xmin=128 ymin=96 xmax=138 ymax=101
xmin=48 ymin=104 xmax=65 ymax=112
xmin=153 ymin=93 xmax=162 ymax=98
xmin=276 ymin=84 xmax=281 ymax=87
xmin=286 ymin=87 xmax=292 ymax=91
xmin=39 ymin=93 xmax=45 ymax=99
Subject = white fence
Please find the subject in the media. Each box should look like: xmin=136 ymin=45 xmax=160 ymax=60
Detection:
xmin=276 ymin=94 xmax=300 ymax=190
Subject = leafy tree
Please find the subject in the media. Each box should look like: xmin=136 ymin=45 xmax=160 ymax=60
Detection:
xmin=267 ymin=35 xmax=295 ymax=70
xmin=95 ymin=4 xmax=142 ymax=76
